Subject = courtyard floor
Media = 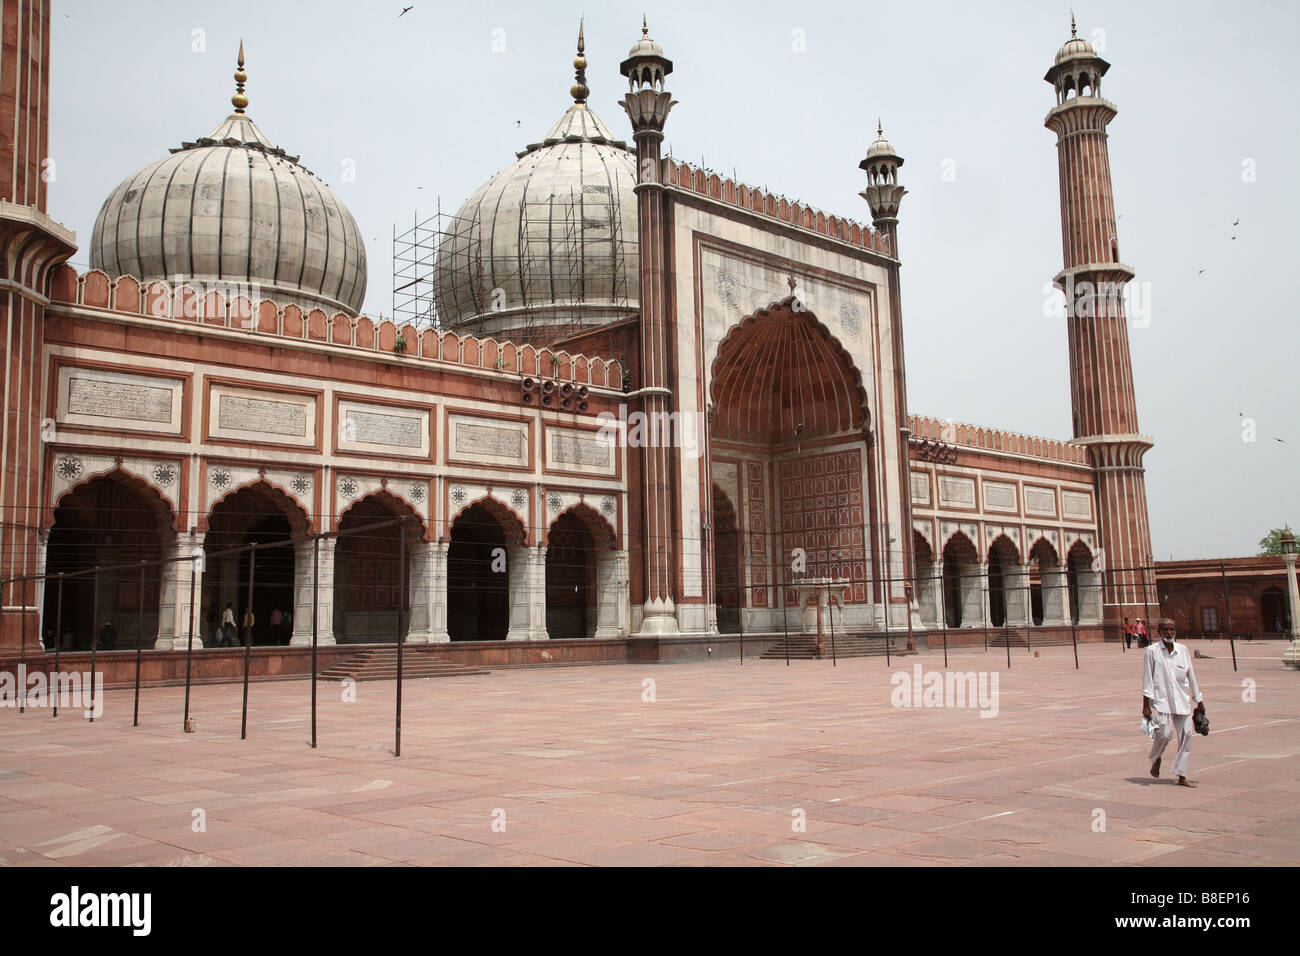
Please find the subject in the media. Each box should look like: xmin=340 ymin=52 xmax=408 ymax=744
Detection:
xmin=0 ymin=639 xmax=1297 ymax=867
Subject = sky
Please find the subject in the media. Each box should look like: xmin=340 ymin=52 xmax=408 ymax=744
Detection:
xmin=46 ymin=0 xmax=1299 ymax=561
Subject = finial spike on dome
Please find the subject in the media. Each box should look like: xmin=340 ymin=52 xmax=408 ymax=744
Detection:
xmin=571 ymin=19 xmax=590 ymax=105
xmin=877 ymin=118 xmax=883 ymax=138
xmin=232 ymin=40 xmax=249 ymax=114
xmin=1070 ymin=10 xmax=1077 ymax=38
xmin=642 ymin=14 xmax=648 ymax=38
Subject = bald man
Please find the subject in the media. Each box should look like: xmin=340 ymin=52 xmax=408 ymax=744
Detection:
xmin=1141 ymin=617 xmax=1205 ymax=787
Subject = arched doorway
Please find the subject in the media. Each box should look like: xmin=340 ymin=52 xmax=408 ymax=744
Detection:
xmin=1260 ymin=586 xmax=1287 ymax=633
xmin=1066 ymin=540 xmax=1099 ymax=624
xmin=987 ymin=535 xmax=1021 ymax=628
xmin=447 ymin=501 xmax=522 ymax=641
xmin=713 ymin=485 xmax=741 ymax=634
xmin=942 ymin=532 xmax=979 ymax=627
xmin=708 ymin=298 xmax=873 ymax=633
xmin=546 ymin=511 xmax=594 ymax=638
xmin=1028 ymin=537 xmax=1063 ymax=627
xmin=335 ymin=493 xmax=424 ymax=643
xmin=914 ymin=531 xmax=939 ymax=628
xmin=205 ymin=482 xmax=306 ymax=646
xmin=44 ymin=472 xmax=174 ymax=650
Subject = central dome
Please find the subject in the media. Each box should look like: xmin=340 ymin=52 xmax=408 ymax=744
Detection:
xmin=434 ymin=32 xmax=639 ymax=343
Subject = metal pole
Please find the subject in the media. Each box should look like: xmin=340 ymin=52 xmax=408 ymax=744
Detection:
xmin=828 ymin=586 xmax=837 ymax=667
xmin=937 ymin=566 xmax=948 ymax=665
xmin=1141 ymin=557 xmax=1152 ymax=652
xmin=395 ymin=522 xmax=407 ymax=757
xmin=88 ymin=567 xmax=99 ymax=722
xmin=1220 ymin=561 xmax=1238 ymax=673
xmin=1024 ymin=571 xmax=1032 ymax=655
xmin=53 ymin=575 xmax=63 ymax=719
xmin=240 ymin=544 xmax=255 ymax=740
xmin=18 ymin=577 xmax=27 ymax=714
xmin=782 ymin=572 xmax=790 ymax=666
xmin=183 ymin=551 xmax=197 ymax=730
xmin=133 ymin=561 xmax=144 ymax=727
xmin=311 ymin=535 xmax=319 ymax=750
xmin=1070 ymin=567 xmax=1080 ymax=669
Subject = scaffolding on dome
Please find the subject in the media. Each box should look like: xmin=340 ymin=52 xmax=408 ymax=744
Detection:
xmin=392 ymin=188 xmax=633 ymax=344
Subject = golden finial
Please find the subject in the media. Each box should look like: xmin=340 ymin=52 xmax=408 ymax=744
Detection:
xmin=1070 ymin=10 xmax=1077 ymax=38
xmin=877 ymin=118 xmax=883 ymax=138
xmin=642 ymin=14 xmax=648 ymax=38
xmin=231 ymin=39 xmax=249 ymax=114
xmin=571 ymin=18 xmax=589 ymax=105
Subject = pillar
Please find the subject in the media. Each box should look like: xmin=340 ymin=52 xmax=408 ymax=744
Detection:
xmin=1043 ymin=564 xmax=1070 ymax=625
xmin=961 ymin=561 xmax=987 ymax=627
xmin=593 ymin=549 xmax=629 ymax=638
xmin=1007 ymin=563 xmax=1031 ymax=626
xmin=291 ymin=537 xmax=335 ymax=646
xmin=507 ymin=544 xmax=548 ymax=641
xmin=156 ymin=532 xmax=204 ymax=649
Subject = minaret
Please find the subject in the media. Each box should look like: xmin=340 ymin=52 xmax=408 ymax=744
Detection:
xmin=620 ymin=18 xmax=680 ymax=635
xmin=859 ymin=124 xmax=920 ymax=633
xmin=1044 ymin=17 xmax=1154 ymax=621
xmin=0 ymin=0 xmax=77 ymax=650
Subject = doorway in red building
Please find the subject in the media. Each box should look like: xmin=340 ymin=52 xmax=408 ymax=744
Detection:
xmin=335 ymin=493 xmax=422 ymax=643
xmin=713 ymin=485 xmax=742 ymax=634
xmin=1260 ymin=586 xmax=1288 ymax=634
xmin=204 ymin=481 xmax=306 ymax=647
xmin=447 ymin=501 xmax=519 ymax=641
xmin=44 ymin=472 xmax=172 ymax=650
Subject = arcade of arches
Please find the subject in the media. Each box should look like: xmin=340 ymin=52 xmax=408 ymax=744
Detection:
xmin=40 ymin=477 xmax=629 ymax=649
xmin=913 ymin=530 xmax=1102 ymax=631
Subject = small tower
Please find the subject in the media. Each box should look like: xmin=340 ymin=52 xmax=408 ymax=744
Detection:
xmin=1044 ymin=16 xmax=1155 ymax=624
xmin=859 ymin=121 xmax=907 ymax=251
xmin=620 ymin=18 xmax=682 ymax=636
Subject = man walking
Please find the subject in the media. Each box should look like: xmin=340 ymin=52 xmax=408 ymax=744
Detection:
xmin=1142 ymin=617 xmax=1205 ymax=787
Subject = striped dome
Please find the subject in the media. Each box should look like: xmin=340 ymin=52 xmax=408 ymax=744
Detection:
xmin=433 ymin=103 xmax=639 ymax=337
xmin=90 ymin=112 xmax=367 ymax=315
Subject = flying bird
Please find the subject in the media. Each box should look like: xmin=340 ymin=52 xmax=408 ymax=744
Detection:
xmin=1233 ymin=218 xmax=1240 ymax=226
xmin=1197 ymin=269 xmax=1206 ymax=275
xmin=400 ymin=5 xmax=413 ymax=16
xmin=1276 ymin=437 xmax=1286 ymax=443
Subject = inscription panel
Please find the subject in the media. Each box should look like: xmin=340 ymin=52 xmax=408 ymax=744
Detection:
xmin=56 ymin=367 xmax=185 ymax=435
xmin=1062 ymin=490 xmax=1092 ymax=520
xmin=938 ymin=475 xmax=976 ymax=508
xmin=545 ymin=426 xmax=616 ymax=476
xmin=910 ymin=471 xmax=930 ymax=506
xmin=337 ymin=401 xmax=430 ymax=457
xmin=1024 ymin=486 xmax=1057 ymax=516
xmin=208 ymin=385 xmax=316 ymax=447
xmin=449 ymin=414 xmax=529 ymax=467
xmin=984 ymin=480 xmax=1017 ymax=512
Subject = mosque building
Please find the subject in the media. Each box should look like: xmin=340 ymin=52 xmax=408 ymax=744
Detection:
xmin=11 ymin=0 xmax=1280 ymax=670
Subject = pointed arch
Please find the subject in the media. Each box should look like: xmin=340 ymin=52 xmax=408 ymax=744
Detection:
xmin=205 ymin=477 xmax=312 ymax=537
xmin=449 ymin=494 xmax=527 ymax=546
xmin=340 ymin=488 xmax=428 ymax=542
xmin=548 ymin=502 xmax=616 ymax=550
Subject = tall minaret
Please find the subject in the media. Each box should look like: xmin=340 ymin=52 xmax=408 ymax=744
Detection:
xmin=0 ymin=0 xmax=77 ymax=650
xmin=620 ymin=18 xmax=680 ymax=635
xmin=1044 ymin=17 xmax=1154 ymax=620
xmin=859 ymin=124 xmax=919 ymax=629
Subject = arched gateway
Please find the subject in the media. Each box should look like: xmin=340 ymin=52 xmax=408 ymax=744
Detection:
xmin=707 ymin=299 xmax=877 ymax=634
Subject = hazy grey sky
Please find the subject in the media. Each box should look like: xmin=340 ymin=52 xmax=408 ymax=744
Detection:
xmin=47 ymin=0 xmax=1298 ymax=561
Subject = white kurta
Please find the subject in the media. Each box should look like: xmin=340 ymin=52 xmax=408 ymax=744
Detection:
xmin=1142 ymin=640 xmax=1202 ymax=716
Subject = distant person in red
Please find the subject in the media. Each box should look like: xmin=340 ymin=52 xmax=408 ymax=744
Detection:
xmin=1123 ymin=616 xmax=1133 ymax=649
xmin=1134 ymin=618 xmax=1150 ymax=648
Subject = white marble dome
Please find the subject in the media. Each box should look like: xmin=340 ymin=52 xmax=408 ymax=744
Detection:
xmin=90 ymin=111 xmax=367 ymax=315
xmin=434 ymin=102 xmax=639 ymax=338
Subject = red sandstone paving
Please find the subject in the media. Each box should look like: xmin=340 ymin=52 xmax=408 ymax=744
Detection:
xmin=1 ymin=642 xmax=1297 ymax=866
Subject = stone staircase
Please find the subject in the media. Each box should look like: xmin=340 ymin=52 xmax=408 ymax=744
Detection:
xmin=758 ymin=631 xmax=915 ymax=660
xmin=988 ymin=628 xmax=1077 ymax=648
xmin=317 ymin=645 xmax=489 ymax=682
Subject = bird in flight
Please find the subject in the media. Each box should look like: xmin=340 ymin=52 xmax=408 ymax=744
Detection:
xmin=1233 ymin=218 xmax=1240 ymax=226
xmin=400 ymin=5 xmax=413 ymax=16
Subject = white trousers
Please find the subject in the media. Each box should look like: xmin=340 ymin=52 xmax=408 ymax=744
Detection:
xmin=1148 ymin=712 xmax=1194 ymax=778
